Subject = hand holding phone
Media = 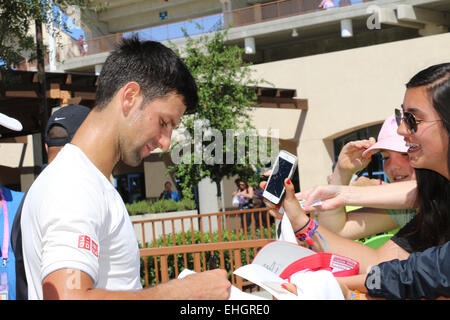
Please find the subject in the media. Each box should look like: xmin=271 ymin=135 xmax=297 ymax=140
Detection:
xmin=262 ymin=150 xmax=297 ymax=205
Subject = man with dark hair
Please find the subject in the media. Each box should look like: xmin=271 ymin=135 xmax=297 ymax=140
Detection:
xmin=21 ymin=37 xmax=230 ymax=300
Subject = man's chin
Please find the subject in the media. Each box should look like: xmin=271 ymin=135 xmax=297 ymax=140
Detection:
xmin=122 ymin=153 xmax=144 ymax=167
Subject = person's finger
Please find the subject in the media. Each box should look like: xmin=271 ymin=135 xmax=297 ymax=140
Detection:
xmin=263 ymin=199 xmax=283 ymax=219
xmin=281 ymin=282 xmax=298 ymax=295
xmin=259 ymin=181 xmax=267 ymax=189
xmin=283 ymin=178 xmax=296 ymax=200
xmin=263 ymin=199 xmax=277 ymax=209
xmin=263 ymin=170 xmax=271 ymax=177
xmin=268 ymin=209 xmax=283 ymax=220
xmin=282 ymin=178 xmax=304 ymax=214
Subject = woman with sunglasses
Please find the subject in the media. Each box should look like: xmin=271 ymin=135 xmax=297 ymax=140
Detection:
xmin=268 ymin=63 xmax=450 ymax=299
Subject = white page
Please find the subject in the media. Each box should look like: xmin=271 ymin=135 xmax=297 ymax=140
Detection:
xmin=233 ymin=264 xmax=297 ymax=300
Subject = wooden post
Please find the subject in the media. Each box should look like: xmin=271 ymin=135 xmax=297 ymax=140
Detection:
xmin=35 ymin=20 xmax=48 ymax=165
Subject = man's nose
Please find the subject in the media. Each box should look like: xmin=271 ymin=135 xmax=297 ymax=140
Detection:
xmin=158 ymin=134 xmax=171 ymax=152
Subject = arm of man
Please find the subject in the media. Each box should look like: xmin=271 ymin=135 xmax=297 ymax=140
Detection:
xmin=42 ymin=268 xmax=231 ymax=300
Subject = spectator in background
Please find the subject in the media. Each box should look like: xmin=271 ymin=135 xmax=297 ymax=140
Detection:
xmin=77 ymin=35 xmax=87 ymax=56
xmin=159 ymin=181 xmax=180 ymax=202
xmin=339 ymin=0 xmax=352 ymax=7
xmin=319 ymin=0 xmax=335 ymax=9
xmin=232 ymin=180 xmax=254 ymax=210
xmin=232 ymin=179 xmax=256 ymax=229
xmin=44 ymin=105 xmax=91 ymax=166
xmin=0 ymin=111 xmax=24 ymax=300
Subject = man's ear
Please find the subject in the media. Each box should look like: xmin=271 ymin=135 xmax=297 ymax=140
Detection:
xmin=120 ymin=82 xmax=141 ymax=116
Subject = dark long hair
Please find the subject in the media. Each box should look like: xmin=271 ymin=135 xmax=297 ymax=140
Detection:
xmin=405 ymin=63 xmax=450 ymax=250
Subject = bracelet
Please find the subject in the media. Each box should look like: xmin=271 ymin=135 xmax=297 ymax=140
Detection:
xmin=294 ymin=218 xmax=328 ymax=252
xmin=294 ymin=217 xmax=311 ymax=234
xmin=294 ymin=218 xmax=317 ymax=247
xmin=350 ymin=290 xmax=360 ymax=300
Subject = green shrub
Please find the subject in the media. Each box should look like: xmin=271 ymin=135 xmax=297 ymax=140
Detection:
xmin=140 ymin=224 xmax=276 ymax=287
xmin=126 ymin=198 xmax=197 ymax=216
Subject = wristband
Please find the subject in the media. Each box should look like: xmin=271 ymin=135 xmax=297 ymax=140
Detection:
xmin=293 ymin=217 xmax=311 ymax=234
xmin=294 ymin=218 xmax=328 ymax=251
xmin=294 ymin=218 xmax=318 ymax=247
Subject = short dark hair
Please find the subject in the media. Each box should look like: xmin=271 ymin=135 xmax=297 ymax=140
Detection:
xmin=48 ymin=125 xmax=68 ymax=140
xmin=96 ymin=37 xmax=198 ymax=113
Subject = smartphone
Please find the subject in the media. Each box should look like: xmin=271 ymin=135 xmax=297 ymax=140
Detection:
xmin=262 ymin=150 xmax=297 ymax=205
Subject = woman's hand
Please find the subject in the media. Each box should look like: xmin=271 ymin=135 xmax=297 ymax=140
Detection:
xmin=296 ymin=184 xmax=347 ymax=212
xmin=329 ymin=138 xmax=376 ymax=185
xmin=263 ymin=178 xmax=310 ymax=232
xmin=336 ymin=138 xmax=375 ymax=173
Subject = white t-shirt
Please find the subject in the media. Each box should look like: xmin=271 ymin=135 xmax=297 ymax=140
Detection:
xmin=21 ymin=144 xmax=142 ymax=299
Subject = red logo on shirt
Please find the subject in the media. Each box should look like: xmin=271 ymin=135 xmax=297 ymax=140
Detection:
xmin=78 ymin=235 xmax=99 ymax=258
xmin=91 ymin=240 xmax=99 ymax=258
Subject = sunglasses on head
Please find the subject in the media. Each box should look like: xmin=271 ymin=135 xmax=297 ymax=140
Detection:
xmin=395 ymin=107 xmax=442 ymax=134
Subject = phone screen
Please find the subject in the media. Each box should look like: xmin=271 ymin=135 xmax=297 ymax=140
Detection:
xmin=265 ymin=157 xmax=294 ymax=198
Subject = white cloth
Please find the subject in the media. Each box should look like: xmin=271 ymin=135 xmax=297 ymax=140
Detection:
xmin=22 ymin=144 xmax=142 ymax=299
xmin=276 ymin=213 xmax=298 ymax=244
xmin=231 ymin=195 xmax=240 ymax=208
xmin=234 ymin=265 xmax=344 ymax=300
xmin=290 ymin=270 xmax=344 ymax=300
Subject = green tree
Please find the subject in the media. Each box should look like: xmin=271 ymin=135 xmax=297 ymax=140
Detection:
xmin=168 ymin=27 xmax=277 ymax=208
xmin=0 ymin=0 xmax=105 ymax=163
xmin=0 ymin=0 xmax=104 ymax=70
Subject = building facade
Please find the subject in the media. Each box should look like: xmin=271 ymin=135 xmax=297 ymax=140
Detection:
xmin=1 ymin=0 xmax=449 ymax=211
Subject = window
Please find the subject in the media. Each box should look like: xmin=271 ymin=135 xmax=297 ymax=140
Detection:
xmin=114 ymin=173 xmax=146 ymax=204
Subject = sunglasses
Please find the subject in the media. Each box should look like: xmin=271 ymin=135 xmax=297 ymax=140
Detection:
xmin=395 ymin=107 xmax=442 ymax=134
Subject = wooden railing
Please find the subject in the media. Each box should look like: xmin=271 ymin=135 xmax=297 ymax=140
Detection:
xmin=140 ymin=239 xmax=273 ymax=290
xmin=133 ymin=208 xmax=276 ymax=290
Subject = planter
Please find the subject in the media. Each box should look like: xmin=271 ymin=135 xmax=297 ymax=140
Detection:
xmin=130 ymin=210 xmax=198 ymax=246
